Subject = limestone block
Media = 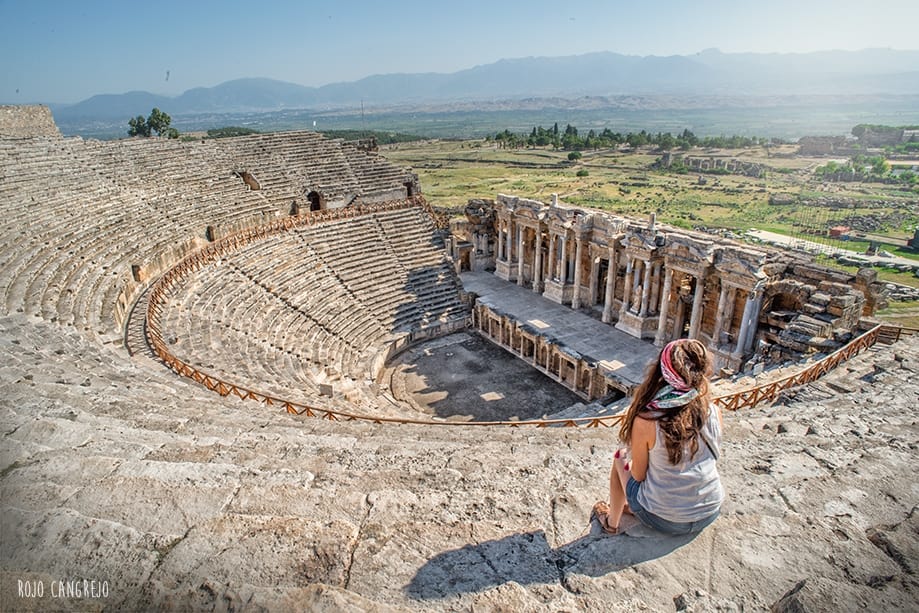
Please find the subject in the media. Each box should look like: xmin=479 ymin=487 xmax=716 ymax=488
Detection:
xmin=0 ymin=507 xmax=162 ymax=610
xmin=770 ymin=576 xmax=905 ymax=612
xmin=223 ymin=468 xmax=316 ymax=516
xmin=866 ymin=511 xmax=919 ymax=575
xmin=65 ymin=459 xmax=244 ymax=536
xmin=775 ymin=335 xmax=810 ymax=352
xmin=829 ymin=294 xmax=856 ymax=308
xmin=146 ymin=515 xmax=358 ymax=605
xmin=675 ymin=588 xmax=743 ymax=612
xmin=258 ymin=583 xmax=410 ymax=612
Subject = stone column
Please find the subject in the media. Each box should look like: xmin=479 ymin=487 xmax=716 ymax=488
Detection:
xmin=655 ymin=267 xmax=675 ymax=345
xmin=517 ymin=226 xmax=525 ymax=286
xmin=631 ymin=260 xmax=643 ymax=313
xmin=533 ymin=230 xmax=543 ymax=293
xmin=572 ymin=237 xmax=584 ymax=309
xmin=559 ymin=235 xmax=568 ymax=286
xmin=711 ymin=283 xmax=729 ymax=347
xmin=744 ymin=290 xmax=764 ymax=354
xmin=602 ymin=246 xmax=619 ymax=323
xmin=712 ymin=283 xmax=737 ymax=348
xmin=495 ymin=219 xmax=504 ymax=260
xmin=688 ymin=272 xmax=706 ymax=339
xmin=505 ymin=218 xmax=513 ymax=263
xmin=673 ymin=301 xmax=687 ymax=339
xmin=620 ymin=256 xmax=634 ymax=316
xmin=733 ymin=287 xmax=763 ymax=359
xmin=639 ymin=259 xmax=653 ymax=316
xmin=588 ymin=247 xmax=600 ymax=307
xmin=649 ymin=262 xmax=662 ymax=315
xmin=547 ymin=233 xmax=556 ymax=281
xmin=733 ymin=290 xmax=754 ymax=358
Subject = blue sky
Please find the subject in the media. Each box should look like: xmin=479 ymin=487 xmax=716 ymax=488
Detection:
xmin=2 ymin=0 xmax=917 ymax=103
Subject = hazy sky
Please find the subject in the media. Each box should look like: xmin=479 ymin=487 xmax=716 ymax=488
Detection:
xmin=2 ymin=0 xmax=917 ymax=103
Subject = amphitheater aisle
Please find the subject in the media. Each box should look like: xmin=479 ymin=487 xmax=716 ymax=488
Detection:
xmin=2 ymin=311 xmax=918 ymax=611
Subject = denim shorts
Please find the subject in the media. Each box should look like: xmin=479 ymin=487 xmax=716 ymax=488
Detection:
xmin=626 ymin=476 xmax=719 ymax=535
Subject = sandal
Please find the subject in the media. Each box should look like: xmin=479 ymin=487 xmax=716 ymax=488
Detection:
xmin=591 ymin=501 xmax=620 ymax=535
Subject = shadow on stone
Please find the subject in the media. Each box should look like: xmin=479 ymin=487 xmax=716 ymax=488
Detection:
xmin=405 ymin=527 xmax=699 ymax=600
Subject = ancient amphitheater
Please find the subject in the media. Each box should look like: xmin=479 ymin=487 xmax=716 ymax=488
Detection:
xmin=1 ymin=106 xmax=917 ymax=612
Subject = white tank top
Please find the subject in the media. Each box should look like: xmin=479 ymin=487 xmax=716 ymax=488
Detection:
xmin=636 ymin=404 xmax=724 ymax=522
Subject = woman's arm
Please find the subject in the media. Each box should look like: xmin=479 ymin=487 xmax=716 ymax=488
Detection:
xmin=628 ymin=416 xmax=656 ymax=482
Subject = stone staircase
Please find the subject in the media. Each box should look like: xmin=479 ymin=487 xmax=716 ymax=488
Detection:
xmin=544 ymin=396 xmax=630 ymax=424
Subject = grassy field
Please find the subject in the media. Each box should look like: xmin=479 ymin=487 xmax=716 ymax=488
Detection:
xmin=381 ymin=139 xmax=919 ymax=291
xmin=876 ymin=301 xmax=919 ymax=329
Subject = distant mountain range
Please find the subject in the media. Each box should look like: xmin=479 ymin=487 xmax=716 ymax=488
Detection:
xmin=50 ymin=48 xmax=919 ymax=121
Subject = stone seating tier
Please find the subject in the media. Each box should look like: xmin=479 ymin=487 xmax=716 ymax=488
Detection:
xmin=2 ymin=310 xmax=917 ymax=611
xmin=156 ymin=206 xmax=466 ymax=405
xmin=0 ymin=131 xmax=416 ymax=342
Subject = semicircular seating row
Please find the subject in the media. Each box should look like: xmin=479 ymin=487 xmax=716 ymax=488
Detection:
xmin=156 ymin=205 xmax=468 ymax=415
xmin=0 ymin=132 xmax=412 ymax=344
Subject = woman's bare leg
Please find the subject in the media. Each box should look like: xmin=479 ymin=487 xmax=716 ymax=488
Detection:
xmin=607 ymin=456 xmax=630 ymax=530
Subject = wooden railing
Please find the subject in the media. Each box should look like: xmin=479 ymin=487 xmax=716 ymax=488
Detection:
xmin=876 ymin=324 xmax=918 ymax=344
xmin=711 ymin=325 xmax=885 ymax=411
xmin=145 ymin=206 xmax=907 ymax=428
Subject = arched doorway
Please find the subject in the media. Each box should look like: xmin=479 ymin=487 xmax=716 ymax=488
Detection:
xmin=766 ymin=292 xmax=802 ymax=313
xmin=307 ymin=191 xmax=324 ymax=212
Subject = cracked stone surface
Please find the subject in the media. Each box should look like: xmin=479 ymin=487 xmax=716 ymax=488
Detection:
xmin=1 ymin=313 xmax=918 ymax=611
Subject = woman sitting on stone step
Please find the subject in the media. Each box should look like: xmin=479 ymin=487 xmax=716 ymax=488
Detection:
xmin=593 ymin=338 xmax=723 ymax=535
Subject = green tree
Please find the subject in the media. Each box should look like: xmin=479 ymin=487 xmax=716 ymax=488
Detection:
xmin=128 ymin=108 xmax=178 ymax=138
xmin=128 ymin=115 xmax=150 ymax=137
xmin=147 ymin=108 xmax=174 ymax=137
xmin=567 ymin=151 xmax=582 ymax=161
xmin=626 ymin=132 xmax=648 ymax=148
xmin=658 ymin=132 xmax=676 ymax=150
xmin=870 ymin=157 xmax=890 ymax=176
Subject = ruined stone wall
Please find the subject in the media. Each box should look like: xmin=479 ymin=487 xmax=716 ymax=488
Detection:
xmin=659 ymin=153 xmax=765 ymax=177
xmin=0 ymin=105 xmax=61 ymax=138
xmin=797 ymin=136 xmax=852 ymax=156
xmin=456 ymin=193 xmax=879 ymax=372
xmin=856 ymin=127 xmax=905 ymax=147
xmin=683 ymin=156 xmax=765 ymax=178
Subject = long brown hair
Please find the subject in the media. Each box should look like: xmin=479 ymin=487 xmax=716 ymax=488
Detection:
xmin=618 ymin=338 xmax=712 ymax=464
